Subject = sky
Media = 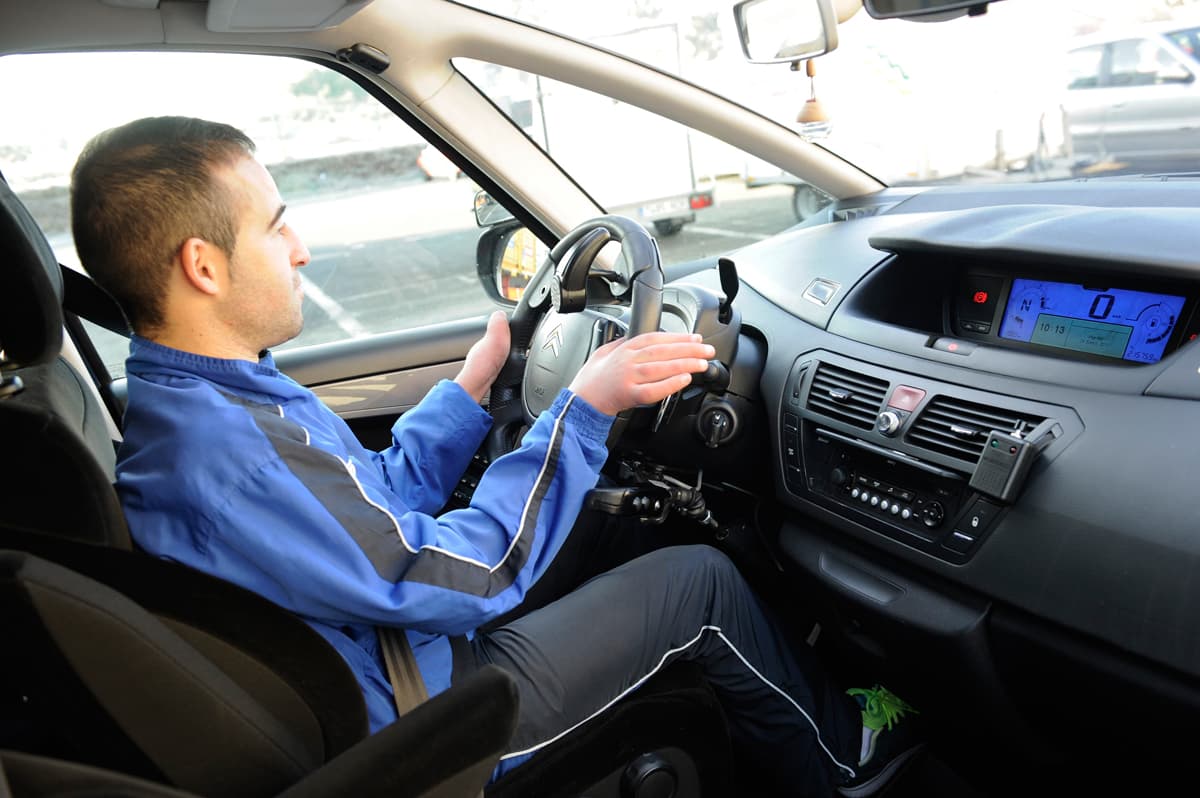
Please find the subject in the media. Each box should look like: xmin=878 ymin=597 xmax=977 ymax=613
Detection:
xmin=0 ymin=51 xmax=422 ymax=191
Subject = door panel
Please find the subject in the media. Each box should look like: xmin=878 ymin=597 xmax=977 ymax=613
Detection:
xmin=274 ymin=316 xmax=488 ymax=449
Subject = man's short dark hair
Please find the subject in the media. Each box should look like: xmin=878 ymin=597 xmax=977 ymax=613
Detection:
xmin=71 ymin=116 xmax=255 ymax=334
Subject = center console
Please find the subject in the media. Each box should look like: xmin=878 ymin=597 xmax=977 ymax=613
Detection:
xmin=779 ymin=352 xmax=1077 ymax=563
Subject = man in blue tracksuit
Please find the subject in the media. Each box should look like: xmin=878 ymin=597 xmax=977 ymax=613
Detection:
xmin=71 ymin=116 xmax=921 ymax=797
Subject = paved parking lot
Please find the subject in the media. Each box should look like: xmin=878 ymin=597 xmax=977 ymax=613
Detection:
xmin=287 ymin=176 xmax=798 ymax=347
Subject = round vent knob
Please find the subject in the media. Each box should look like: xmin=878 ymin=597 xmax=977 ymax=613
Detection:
xmin=876 ymin=410 xmax=902 ymax=437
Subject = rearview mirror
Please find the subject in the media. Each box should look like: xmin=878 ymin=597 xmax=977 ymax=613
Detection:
xmin=733 ymin=0 xmax=838 ymax=64
xmin=863 ymin=0 xmax=1002 ymax=20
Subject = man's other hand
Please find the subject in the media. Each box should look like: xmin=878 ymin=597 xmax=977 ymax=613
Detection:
xmin=569 ymin=332 xmax=715 ymax=416
xmin=455 ymin=310 xmax=511 ymax=403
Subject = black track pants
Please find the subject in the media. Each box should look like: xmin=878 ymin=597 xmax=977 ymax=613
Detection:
xmin=468 ymin=544 xmax=861 ymax=796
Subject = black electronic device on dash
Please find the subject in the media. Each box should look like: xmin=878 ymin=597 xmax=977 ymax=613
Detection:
xmin=969 ymin=418 xmax=1060 ymax=503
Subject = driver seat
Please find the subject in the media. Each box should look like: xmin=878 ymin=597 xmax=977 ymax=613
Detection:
xmin=0 ymin=170 xmax=735 ymax=797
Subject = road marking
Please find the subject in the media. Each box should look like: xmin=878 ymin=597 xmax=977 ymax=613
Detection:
xmin=300 ymin=274 xmax=371 ymax=338
xmin=687 ymin=225 xmax=771 ymax=241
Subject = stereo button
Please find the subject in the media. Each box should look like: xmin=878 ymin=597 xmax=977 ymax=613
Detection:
xmin=921 ymin=501 xmax=945 ymax=528
xmin=959 ymin=498 xmax=1000 ymax=534
xmin=784 ymin=431 xmax=800 ymax=465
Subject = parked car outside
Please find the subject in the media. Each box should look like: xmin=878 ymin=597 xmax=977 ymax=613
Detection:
xmin=1063 ymin=20 xmax=1200 ymax=167
xmin=417 ymin=143 xmax=465 ymax=180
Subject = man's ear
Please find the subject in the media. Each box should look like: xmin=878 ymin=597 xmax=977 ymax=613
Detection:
xmin=178 ymin=236 xmax=225 ymax=297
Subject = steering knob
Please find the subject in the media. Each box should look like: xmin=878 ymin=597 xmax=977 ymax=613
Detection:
xmin=551 ymin=227 xmax=609 ymax=314
xmin=696 ymin=360 xmax=730 ymax=393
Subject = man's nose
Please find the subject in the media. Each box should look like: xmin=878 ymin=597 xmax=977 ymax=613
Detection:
xmin=290 ymin=230 xmax=311 ymax=268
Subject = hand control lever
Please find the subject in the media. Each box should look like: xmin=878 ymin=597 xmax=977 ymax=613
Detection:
xmin=584 ymin=472 xmax=719 ymax=530
xmin=717 ymin=257 xmax=739 ymax=324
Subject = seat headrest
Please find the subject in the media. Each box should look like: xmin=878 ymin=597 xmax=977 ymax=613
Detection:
xmin=0 ymin=176 xmax=64 ymax=370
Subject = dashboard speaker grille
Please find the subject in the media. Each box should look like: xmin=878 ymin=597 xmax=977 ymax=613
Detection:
xmin=908 ymin=396 xmax=1045 ymax=461
xmin=806 ymin=363 xmax=889 ymax=430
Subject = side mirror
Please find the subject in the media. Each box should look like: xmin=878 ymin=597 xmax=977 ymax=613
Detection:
xmin=475 ymin=223 xmax=549 ymax=305
xmin=474 ymin=190 xmax=515 ymax=227
xmin=733 ymin=0 xmax=838 ymax=64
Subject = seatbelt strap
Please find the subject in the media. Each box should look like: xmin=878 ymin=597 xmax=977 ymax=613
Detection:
xmin=378 ymin=626 xmax=428 ymax=716
xmin=60 ymin=263 xmax=131 ymax=337
xmin=379 ymin=629 xmax=487 ymax=797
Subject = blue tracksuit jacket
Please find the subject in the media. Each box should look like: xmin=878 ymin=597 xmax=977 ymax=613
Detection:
xmin=117 ymin=335 xmax=613 ymax=735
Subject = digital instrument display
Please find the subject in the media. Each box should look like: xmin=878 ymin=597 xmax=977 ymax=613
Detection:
xmin=998 ymin=278 xmax=1185 ymax=363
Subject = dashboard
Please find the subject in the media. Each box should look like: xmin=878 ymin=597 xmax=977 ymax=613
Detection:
xmin=673 ymin=179 xmax=1200 ymax=777
xmin=446 ymin=178 xmax=1200 ymax=783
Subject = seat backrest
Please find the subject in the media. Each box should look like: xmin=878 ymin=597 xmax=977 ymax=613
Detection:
xmin=0 ymin=550 xmax=517 ymax=798
xmin=0 ymin=173 xmax=130 ymax=548
xmin=1 ymin=549 xmax=325 ymax=797
xmin=0 ymin=527 xmax=370 ymax=757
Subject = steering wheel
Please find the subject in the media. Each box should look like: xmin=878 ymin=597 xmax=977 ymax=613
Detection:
xmin=486 ymin=215 xmax=664 ymax=461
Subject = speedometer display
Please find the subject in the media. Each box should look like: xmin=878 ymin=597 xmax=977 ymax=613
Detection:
xmin=998 ymin=278 xmax=1186 ymax=363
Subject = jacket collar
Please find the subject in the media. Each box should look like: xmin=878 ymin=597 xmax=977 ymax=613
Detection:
xmin=126 ymin=335 xmax=310 ymax=402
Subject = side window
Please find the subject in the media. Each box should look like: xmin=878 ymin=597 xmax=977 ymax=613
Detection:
xmin=1166 ymin=27 xmax=1200 ymax=62
xmin=457 ymin=59 xmax=828 ymax=269
xmin=1110 ymin=38 xmax=1193 ymax=87
xmin=1066 ymin=45 xmax=1105 ymax=90
xmin=1 ymin=52 xmax=499 ymax=377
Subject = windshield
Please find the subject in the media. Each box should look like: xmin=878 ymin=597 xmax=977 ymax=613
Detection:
xmin=460 ymin=0 xmax=1200 ymax=185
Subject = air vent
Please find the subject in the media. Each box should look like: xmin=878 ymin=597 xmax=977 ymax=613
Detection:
xmin=908 ymin=396 xmax=1045 ymax=462
xmin=806 ymin=363 xmax=889 ymax=430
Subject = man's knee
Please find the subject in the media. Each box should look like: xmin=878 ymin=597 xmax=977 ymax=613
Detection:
xmin=645 ymin=544 xmax=739 ymax=582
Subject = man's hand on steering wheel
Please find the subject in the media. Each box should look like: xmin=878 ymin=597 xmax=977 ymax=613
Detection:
xmin=484 ymin=214 xmax=693 ymax=458
xmin=568 ymin=332 xmax=714 ymax=417
xmin=455 ymin=310 xmax=511 ymax=403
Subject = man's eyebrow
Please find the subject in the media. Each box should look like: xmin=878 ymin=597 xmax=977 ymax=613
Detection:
xmin=268 ymin=204 xmax=287 ymax=230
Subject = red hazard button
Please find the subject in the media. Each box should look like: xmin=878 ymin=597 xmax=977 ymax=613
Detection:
xmin=888 ymin=385 xmax=926 ymax=412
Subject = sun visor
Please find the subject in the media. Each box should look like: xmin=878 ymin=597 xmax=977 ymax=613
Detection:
xmin=205 ymin=0 xmax=375 ymax=32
